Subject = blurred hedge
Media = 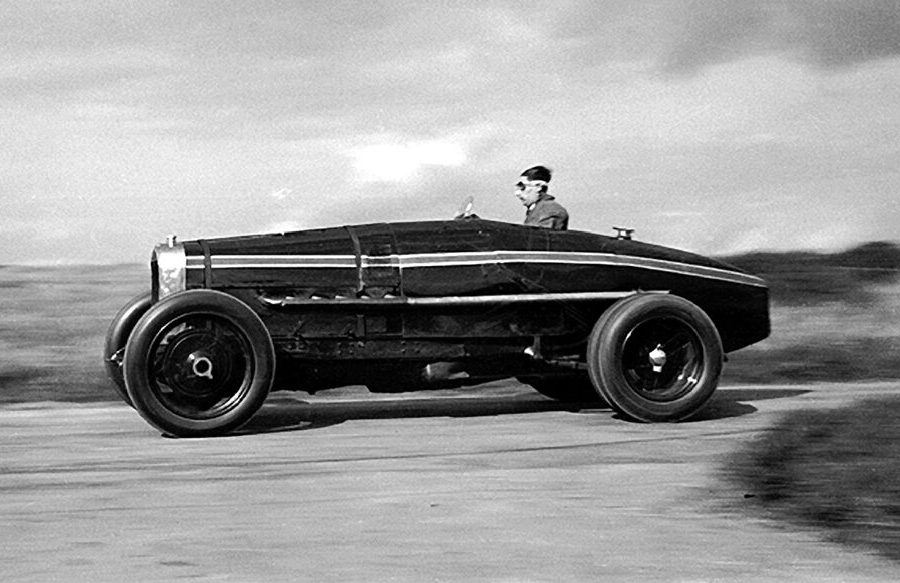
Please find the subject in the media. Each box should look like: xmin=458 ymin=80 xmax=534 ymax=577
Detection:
xmin=721 ymin=241 xmax=900 ymax=384
xmin=723 ymin=241 xmax=900 ymax=306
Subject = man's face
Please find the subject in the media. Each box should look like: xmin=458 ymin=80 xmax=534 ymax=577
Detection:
xmin=514 ymin=176 xmax=542 ymax=206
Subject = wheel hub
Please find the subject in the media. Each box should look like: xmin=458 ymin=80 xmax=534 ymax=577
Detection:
xmin=648 ymin=344 xmax=667 ymax=373
xmin=161 ymin=328 xmax=238 ymax=401
xmin=189 ymin=353 xmax=214 ymax=380
xmin=622 ymin=317 xmax=703 ymax=401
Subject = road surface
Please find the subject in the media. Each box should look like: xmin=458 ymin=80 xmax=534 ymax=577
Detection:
xmin=2 ymin=381 xmax=898 ymax=582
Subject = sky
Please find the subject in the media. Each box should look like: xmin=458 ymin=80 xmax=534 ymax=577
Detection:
xmin=2 ymin=0 xmax=899 ymax=265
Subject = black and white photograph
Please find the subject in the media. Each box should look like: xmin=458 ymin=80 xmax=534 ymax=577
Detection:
xmin=1 ymin=2 xmax=899 ymax=581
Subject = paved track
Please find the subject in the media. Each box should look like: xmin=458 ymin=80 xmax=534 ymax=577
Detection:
xmin=2 ymin=381 xmax=899 ymax=582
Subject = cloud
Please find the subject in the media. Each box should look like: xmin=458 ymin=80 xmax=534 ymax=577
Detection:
xmin=0 ymin=46 xmax=180 ymax=101
xmin=269 ymin=187 xmax=293 ymax=200
xmin=0 ymin=217 xmax=75 ymax=241
xmin=662 ymin=0 xmax=900 ymax=74
xmin=350 ymin=138 xmax=467 ymax=184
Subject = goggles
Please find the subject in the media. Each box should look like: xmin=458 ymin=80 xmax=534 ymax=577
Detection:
xmin=515 ymin=179 xmax=547 ymax=190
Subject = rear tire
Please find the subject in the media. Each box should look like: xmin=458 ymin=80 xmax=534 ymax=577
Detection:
xmin=124 ymin=290 xmax=275 ymax=437
xmin=587 ymin=294 xmax=723 ymax=422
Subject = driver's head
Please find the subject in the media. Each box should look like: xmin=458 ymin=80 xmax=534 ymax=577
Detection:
xmin=515 ymin=165 xmax=552 ymax=206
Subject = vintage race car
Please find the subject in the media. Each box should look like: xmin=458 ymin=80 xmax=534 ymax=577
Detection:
xmin=105 ymin=217 xmax=769 ymax=437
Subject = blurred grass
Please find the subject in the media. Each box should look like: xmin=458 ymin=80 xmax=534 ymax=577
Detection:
xmin=723 ymin=398 xmax=900 ymax=561
xmin=0 ymin=264 xmax=144 ymax=403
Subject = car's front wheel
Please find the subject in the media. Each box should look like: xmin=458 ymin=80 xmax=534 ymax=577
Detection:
xmin=123 ymin=290 xmax=275 ymax=437
xmin=587 ymin=294 xmax=723 ymax=422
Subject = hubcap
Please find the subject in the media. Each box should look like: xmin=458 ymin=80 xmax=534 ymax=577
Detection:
xmin=621 ymin=317 xmax=704 ymax=402
xmin=149 ymin=314 xmax=253 ymax=418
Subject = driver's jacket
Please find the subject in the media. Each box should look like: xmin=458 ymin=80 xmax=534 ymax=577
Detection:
xmin=524 ymin=194 xmax=569 ymax=230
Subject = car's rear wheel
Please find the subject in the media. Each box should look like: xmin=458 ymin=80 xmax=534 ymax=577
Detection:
xmin=104 ymin=292 xmax=153 ymax=407
xmin=124 ymin=290 xmax=275 ymax=437
xmin=587 ymin=294 xmax=722 ymax=422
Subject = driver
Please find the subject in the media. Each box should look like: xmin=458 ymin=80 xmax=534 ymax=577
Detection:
xmin=514 ymin=165 xmax=568 ymax=230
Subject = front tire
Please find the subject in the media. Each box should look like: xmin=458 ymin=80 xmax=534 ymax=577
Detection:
xmin=587 ymin=294 xmax=723 ymax=422
xmin=123 ymin=290 xmax=275 ymax=437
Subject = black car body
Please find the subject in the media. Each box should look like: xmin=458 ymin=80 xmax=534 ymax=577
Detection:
xmin=106 ymin=219 xmax=769 ymax=436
